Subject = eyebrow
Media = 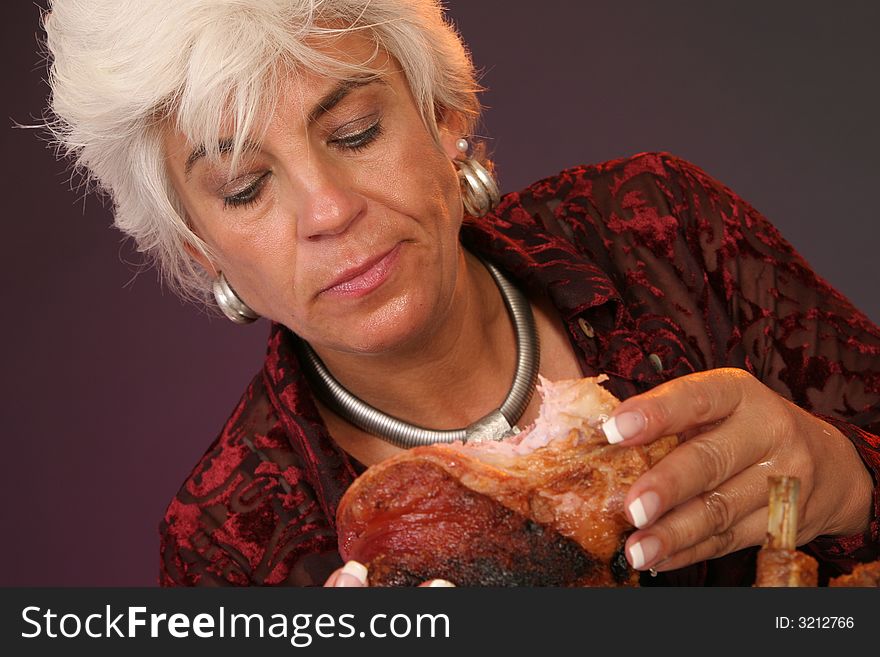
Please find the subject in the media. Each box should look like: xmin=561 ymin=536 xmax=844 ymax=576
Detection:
xmin=183 ymin=75 xmax=383 ymax=177
xmin=184 ymin=137 xmax=259 ymax=177
xmin=309 ymin=76 xmax=381 ymax=123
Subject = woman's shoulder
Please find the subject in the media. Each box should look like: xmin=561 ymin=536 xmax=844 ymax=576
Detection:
xmin=488 ymin=151 xmax=709 ymax=245
xmin=164 ymin=371 xmax=282 ymax=510
xmin=159 ymin=370 xmax=337 ymax=585
xmin=493 ymin=151 xmax=746 ymax=247
xmin=513 ymin=151 xmax=712 ymax=203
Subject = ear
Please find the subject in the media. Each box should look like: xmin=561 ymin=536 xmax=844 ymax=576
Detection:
xmin=437 ymin=109 xmax=468 ymax=160
xmin=183 ymin=241 xmax=218 ymax=277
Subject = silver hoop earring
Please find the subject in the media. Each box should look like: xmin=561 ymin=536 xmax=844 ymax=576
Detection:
xmin=454 ymin=154 xmax=500 ymax=218
xmin=212 ymin=272 xmax=260 ymax=324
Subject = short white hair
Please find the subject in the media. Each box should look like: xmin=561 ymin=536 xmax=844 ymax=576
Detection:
xmin=43 ymin=0 xmax=482 ymax=306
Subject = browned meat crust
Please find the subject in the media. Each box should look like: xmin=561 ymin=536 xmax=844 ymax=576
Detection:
xmin=829 ymin=560 xmax=880 ymax=587
xmin=755 ymin=549 xmax=818 ymax=587
xmin=337 ymin=387 xmax=676 ymax=587
xmin=347 ymin=459 xmax=615 ymax=586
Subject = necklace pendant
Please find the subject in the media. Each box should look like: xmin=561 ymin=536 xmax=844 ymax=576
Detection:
xmin=464 ymin=410 xmax=514 ymax=444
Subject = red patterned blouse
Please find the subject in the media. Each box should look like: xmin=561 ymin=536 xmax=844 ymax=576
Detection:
xmin=159 ymin=152 xmax=880 ymax=587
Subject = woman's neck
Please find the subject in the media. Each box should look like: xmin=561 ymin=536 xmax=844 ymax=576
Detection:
xmin=312 ymin=249 xmax=517 ymax=431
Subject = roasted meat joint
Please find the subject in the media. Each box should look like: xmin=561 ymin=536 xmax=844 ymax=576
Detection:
xmin=754 ymin=476 xmax=880 ymax=588
xmin=337 ymin=376 xmax=880 ymax=587
xmin=336 ymin=376 xmax=677 ymax=587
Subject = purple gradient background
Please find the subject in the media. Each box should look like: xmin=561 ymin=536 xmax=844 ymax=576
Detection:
xmin=2 ymin=1 xmax=877 ymax=585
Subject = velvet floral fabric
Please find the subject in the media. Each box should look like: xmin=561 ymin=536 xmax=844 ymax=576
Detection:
xmin=160 ymin=152 xmax=880 ymax=586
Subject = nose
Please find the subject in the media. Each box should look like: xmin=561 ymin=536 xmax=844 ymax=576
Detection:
xmin=293 ymin=160 xmax=366 ymax=241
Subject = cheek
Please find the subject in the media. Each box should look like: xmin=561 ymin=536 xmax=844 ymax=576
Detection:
xmin=188 ymin=206 xmax=301 ymax=313
xmin=388 ymin=150 xmax=462 ymax=232
xmin=363 ymin=116 xmax=461 ymax=223
xmin=444 ymin=170 xmax=464 ymax=229
xmin=198 ymin=217 xmax=277 ymax=272
xmin=428 ymin=160 xmax=465 ymax=248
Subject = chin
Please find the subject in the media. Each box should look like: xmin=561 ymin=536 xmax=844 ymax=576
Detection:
xmin=346 ymin=300 xmax=439 ymax=355
xmin=326 ymin=285 xmax=446 ymax=356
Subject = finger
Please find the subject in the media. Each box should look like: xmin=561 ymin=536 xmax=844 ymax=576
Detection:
xmin=418 ymin=579 xmax=456 ymax=587
xmin=652 ymin=507 xmax=768 ymax=572
xmin=624 ymin=424 xmax=771 ymax=529
xmin=601 ymin=368 xmax=754 ymax=446
xmin=331 ymin=561 xmax=368 ymax=587
xmin=627 ymin=507 xmax=767 ymax=571
xmin=625 ymin=463 xmax=770 ymax=565
xmin=323 ymin=568 xmax=342 ymax=587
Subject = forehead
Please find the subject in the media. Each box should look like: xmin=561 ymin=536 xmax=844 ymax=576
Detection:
xmin=281 ymin=30 xmax=399 ymax=104
xmin=165 ymin=31 xmax=402 ymax=163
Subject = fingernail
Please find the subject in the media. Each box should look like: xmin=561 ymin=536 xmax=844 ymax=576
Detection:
xmin=335 ymin=560 xmax=368 ymax=587
xmin=628 ymin=491 xmax=660 ymax=528
xmin=602 ymin=411 xmax=646 ymax=444
xmin=628 ymin=536 xmax=661 ymax=570
xmin=427 ymin=579 xmax=456 ymax=587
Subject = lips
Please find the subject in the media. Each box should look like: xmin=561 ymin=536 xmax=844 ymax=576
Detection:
xmin=320 ymin=243 xmax=403 ymax=298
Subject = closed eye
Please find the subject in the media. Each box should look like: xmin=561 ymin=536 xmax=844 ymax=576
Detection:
xmin=329 ymin=118 xmax=383 ymax=152
xmin=222 ymin=172 xmax=270 ymax=209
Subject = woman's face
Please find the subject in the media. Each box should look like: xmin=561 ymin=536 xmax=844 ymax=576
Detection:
xmin=162 ymin=36 xmax=465 ymax=356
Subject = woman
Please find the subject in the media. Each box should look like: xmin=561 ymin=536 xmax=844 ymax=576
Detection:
xmin=42 ymin=0 xmax=879 ymax=587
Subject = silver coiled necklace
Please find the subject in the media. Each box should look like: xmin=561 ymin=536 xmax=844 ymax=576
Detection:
xmin=297 ymin=258 xmax=540 ymax=448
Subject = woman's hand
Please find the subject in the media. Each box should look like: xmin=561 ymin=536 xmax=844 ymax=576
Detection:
xmin=323 ymin=561 xmax=455 ymax=587
xmin=600 ymin=368 xmax=874 ymax=572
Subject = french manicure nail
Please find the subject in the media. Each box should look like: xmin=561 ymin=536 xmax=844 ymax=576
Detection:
xmin=335 ymin=560 xmax=368 ymax=587
xmin=427 ymin=579 xmax=456 ymax=587
xmin=628 ymin=491 xmax=660 ymax=528
xmin=602 ymin=411 xmax=646 ymax=444
xmin=628 ymin=536 xmax=661 ymax=570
